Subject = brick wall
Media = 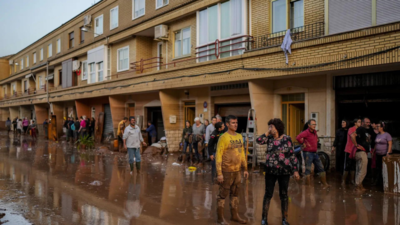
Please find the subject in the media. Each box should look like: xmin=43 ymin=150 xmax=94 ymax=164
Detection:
xmin=165 ymin=129 xmax=183 ymax=152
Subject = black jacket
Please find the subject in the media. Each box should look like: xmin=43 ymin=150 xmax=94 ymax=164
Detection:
xmin=333 ymin=128 xmax=348 ymax=149
xmin=208 ymin=129 xmax=225 ymax=155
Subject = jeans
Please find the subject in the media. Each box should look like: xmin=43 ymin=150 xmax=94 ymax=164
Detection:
xmin=73 ymin=130 xmax=78 ymax=140
xmin=355 ymin=151 xmax=368 ymax=186
xmin=128 ymin=148 xmax=141 ymax=164
xmin=303 ymin=151 xmax=325 ymax=175
xmin=182 ymin=141 xmax=192 ymax=154
xmin=193 ymin=141 xmax=202 ymax=162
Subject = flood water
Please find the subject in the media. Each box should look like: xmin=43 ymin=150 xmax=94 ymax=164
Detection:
xmin=0 ymin=131 xmax=399 ymax=225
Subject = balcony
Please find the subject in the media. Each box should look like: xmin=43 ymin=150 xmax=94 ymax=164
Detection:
xmin=249 ymin=22 xmax=325 ymax=51
xmin=23 ymin=88 xmax=36 ymax=96
xmin=36 ymin=85 xmax=49 ymax=94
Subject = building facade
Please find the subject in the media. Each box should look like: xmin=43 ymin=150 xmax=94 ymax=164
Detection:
xmin=1 ymin=0 xmax=400 ymax=157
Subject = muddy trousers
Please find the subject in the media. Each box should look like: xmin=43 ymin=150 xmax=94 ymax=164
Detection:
xmin=262 ymin=174 xmax=290 ymax=223
xmin=355 ymin=151 xmax=368 ymax=187
xmin=217 ymin=171 xmax=246 ymax=223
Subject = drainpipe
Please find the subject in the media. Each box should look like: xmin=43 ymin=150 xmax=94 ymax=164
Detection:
xmin=46 ymin=62 xmax=52 ymax=114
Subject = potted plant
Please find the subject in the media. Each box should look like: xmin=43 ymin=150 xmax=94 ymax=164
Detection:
xmin=76 ymin=134 xmax=95 ymax=150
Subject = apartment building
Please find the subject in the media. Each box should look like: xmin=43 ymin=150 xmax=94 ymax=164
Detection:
xmin=1 ymin=0 xmax=400 ymax=156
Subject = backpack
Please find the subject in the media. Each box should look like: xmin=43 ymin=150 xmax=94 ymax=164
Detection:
xmin=71 ymin=123 xmax=76 ymax=131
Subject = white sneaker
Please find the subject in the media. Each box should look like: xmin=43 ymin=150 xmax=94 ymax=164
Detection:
xmin=130 ymin=171 xmax=133 ymax=175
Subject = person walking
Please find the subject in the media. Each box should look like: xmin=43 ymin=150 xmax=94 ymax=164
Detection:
xmin=67 ymin=117 xmax=74 ymax=142
xmin=205 ymin=117 xmax=217 ymax=160
xmin=352 ymin=126 xmax=370 ymax=191
xmin=332 ymin=120 xmax=348 ymax=174
xmin=30 ymin=120 xmax=38 ymax=140
xmin=257 ymin=118 xmax=300 ymax=225
xmin=180 ymin=120 xmax=193 ymax=164
xmin=146 ymin=121 xmax=157 ymax=145
xmin=90 ymin=117 xmax=96 ymax=137
xmin=208 ymin=122 xmax=225 ymax=183
xmin=192 ymin=117 xmax=205 ymax=165
xmin=17 ymin=119 xmax=23 ymax=138
xmin=22 ymin=117 xmax=29 ymax=134
xmin=123 ymin=117 xmax=147 ymax=175
xmin=118 ymin=117 xmax=128 ymax=149
xmin=296 ymin=119 xmax=330 ymax=188
xmin=73 ymin=118 xmax=80 ymax=141
xmin=343 ymin=118 xmax=361 ymax=186
xmin=374 ymin=121 xmax=392 ymax=186
xmin=5 ymin=118 xmax=11 ymax=134
xmin=13 ymin=117 xmax=18 ymax=135
xmin=216 ymin=115 xmax=248 ymax=225
xmin=78 ymin=116 xmax=87 ymax=137
xmin=43 ymin=119 xmax=49 ymax=138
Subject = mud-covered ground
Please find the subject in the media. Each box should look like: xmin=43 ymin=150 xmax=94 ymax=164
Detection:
xmin=0 ymin=131 xmax=399 ymax=225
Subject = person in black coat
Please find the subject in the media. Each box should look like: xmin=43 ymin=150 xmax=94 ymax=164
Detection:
xmin=208 ymin=122 xmax=225 ymax=182
xmin=332 ymin=120 xmax=349 ymax=174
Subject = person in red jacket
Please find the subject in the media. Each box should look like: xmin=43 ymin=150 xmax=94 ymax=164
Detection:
xmin=296 ymin=119 xmax=330 ymax=188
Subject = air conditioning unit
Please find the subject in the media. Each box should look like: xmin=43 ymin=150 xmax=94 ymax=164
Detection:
xmin=84 ymin=15 xmax=92 ymax=27
xmin=9 ymin=60 xmax=13 ymax=65
xmin=154 ymin=25 xmax=168 ymax=40
xmin=72 ymin=60 xmax=80 ymax=71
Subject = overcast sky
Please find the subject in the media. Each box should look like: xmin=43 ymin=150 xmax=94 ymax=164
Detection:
xmin=0 ymin=0 xmax=101 ymax=57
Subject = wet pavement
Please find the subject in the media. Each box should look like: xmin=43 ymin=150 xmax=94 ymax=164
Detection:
xmin=0 ymin=131 xmax=399 ymax=225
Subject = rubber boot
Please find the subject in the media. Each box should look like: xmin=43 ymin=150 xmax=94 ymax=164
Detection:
xmin=230 ymin=197 xmax=247 ymax=224
xmin=341 ymin=171 xmax=348 ymax=186
xmin=261 ymin=199 xmax=270 ymax=225
xmin=350 ymin=171 xmax=356 ymax=185
xmin=136 ymin=162 xmax=141 ymax=174
xmin=281 ymin=198 xmax=290 ymax=225
xmin=217 ymin=199 xmax=229 ymax=225
xmin=319 ymin=172 xmax=330 ymax=188
xmin=129 ymin=163 xmax=134 ymax=171
xmin=370 ymin=168 xmax=378 ymax=185
xmin=304 ymin=175 xmax=311 ymax=186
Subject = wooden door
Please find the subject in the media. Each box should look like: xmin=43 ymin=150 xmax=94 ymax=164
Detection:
xmin=49 ymin=115 xmax=57 ymax=141
xmin=186 ymin=107 xmax=195 ymax=125
xmin=96 ymin=112 xmax=105 ymax=143
xmin=289 ymin=104 xmax=305 ymax=140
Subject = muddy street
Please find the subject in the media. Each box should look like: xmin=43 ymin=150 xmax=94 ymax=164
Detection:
xmin=0 ymin=132 xmax=398 ymax=225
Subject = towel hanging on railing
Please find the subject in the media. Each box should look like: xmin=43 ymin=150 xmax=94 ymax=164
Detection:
xmin=281 ymin=29 xmax=293 ymax=64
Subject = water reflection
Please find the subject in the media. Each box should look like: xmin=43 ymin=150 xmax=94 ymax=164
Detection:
xmin=1 ymin=132 xmax=400 ymax=225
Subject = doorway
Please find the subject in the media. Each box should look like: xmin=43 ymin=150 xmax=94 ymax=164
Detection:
xmin=147 ymin=107 xmax=165 ymax=142
xmin=184 ymin=101 xmax=195 ymax=126
xmin=215 ymin=103 xmax=251 ymax=134
xmin=281 ymin=94 xmax=305 ymax=142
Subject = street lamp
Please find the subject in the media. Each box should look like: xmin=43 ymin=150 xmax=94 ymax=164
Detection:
xmin=81 ymin=27 xmax=101 ymax=36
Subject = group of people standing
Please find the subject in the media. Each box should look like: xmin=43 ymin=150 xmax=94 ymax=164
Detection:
xmin=333 ymin=117 xmax=392 ymax=190
xmin=6 ymin=117 xmax=38 ymax=139
xmin=63 ymin=115 xmax=95 ymax=142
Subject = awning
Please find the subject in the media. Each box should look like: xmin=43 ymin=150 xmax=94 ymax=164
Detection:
xmin=45 ymin=74 xmax=54 ymax=80
xmin=25 ymin=74 xmax=32 ymax=79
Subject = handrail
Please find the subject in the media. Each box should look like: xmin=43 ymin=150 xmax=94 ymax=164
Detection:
xmin=250 ymin=22 xmax=325 ymax=50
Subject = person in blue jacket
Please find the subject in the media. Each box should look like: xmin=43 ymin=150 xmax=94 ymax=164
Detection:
xmin=146 ymin=121 xmax=157 ymax=145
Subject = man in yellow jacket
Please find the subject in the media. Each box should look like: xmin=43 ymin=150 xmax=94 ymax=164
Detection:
xmin=216 ymin=115 xmax=248 ymax=224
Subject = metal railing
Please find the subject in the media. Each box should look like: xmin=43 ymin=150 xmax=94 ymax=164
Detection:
xmin=250 ymin=22 xmax=325 ymax=50
xmin=131 ymin=57 xmax=163 ymax=73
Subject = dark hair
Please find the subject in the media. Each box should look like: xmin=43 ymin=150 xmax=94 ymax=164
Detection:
xmin=215 ymin=122 xmax=223 ymax=130
xmin=211 ymin=116 xmax=216 ymax=120
xmin=129 ymin=116 xmax=135 ymax=121
xmin=377 ymin=121 xmax=387 ymax=132
xmin=353 ymin=118 xmax=361 ymax=124
xmin=123 ymin=117 xmax=128 ymax=120
xmin=148 ymin=121 xmax=152 ymax=124
xmin=302 ymin=119 xmax=315 ymax=131
xmin=225 ymin=115 xmax=237 ymax=124
xmin=341 ymin=119 xmax=349 ymax=129
xmin=268 ymin=118 xmax=285 ymax=136
xmin=185 ymin=120 xmax=191 ymax=127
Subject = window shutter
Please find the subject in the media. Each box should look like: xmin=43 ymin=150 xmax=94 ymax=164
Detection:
xmin=377 ymin=0 xmax=400 ymax=25
xmin=329 ymin=0 xmax=372 ymax=34
xmin=62 ymin=61 xmax=68 ymax=88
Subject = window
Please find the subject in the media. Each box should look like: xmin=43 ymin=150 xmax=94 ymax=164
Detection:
xmin=290 ymin=0 xmax=304 ymax=29
xmin=272 ymin=0 xmax=286 ymax=33
xmin=69 ymin=32 xmax=74 ymax=48
xmin=97 ymin=62 xmax=104 ymax=82
xmin=80 ymin=27 xmax=85 ymax=43
xmin=48 ymin=43 xmax=53 ymax=57
xmin=156 ymin=0 xmax=169 ymax=9
xmin=39 ymin=76 xmax=44 ymax=88
xmin=40 ymin=48 xmax=44 ymax=61
xmin=197 ymin=0 xmax=246 ymax=62
xmin=89 ymin=63 xmax=95 ymax=83
xmin=110 ymin=6 xmax=119 ymax=30
xmin=24 ymin=80 xmax=28 ymax=92
xmin=174 ymin=27 xmax=191 ymax=58
xmin=26 ymin=56 xmax=29 ymax=67
xmin=20 ymin=59 xmax=23 ymax=70
xmin=82 ymin=61 xmax=88 ymax=80
xmin=117 ymin=46 xmax=129 ymax=72
xmin=33 ymin=52 xmax=36 ymax=64
xmin=94 ymin=15 xmax=104 ymax=37
xmin=12 ymin=84 xmax=16 ymax=93
xmin=133 ymin=0 xmax=145 ymax=19
xmin=57 ymin=39 xmax=61 ymax=53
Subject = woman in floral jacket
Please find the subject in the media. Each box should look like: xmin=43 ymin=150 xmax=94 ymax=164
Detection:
xmin=256 ymin=118 xmax=300 ymax=225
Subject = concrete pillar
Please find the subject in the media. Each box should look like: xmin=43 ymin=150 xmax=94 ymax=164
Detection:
xmin=249 ymin=80 xmax=275 ymax=134
xmin=160 ymin=90 xmax=181 ymax=152
xmin=34 ymin=104 xmax=49 ymax=135
xmin=75 ymin=100 xmax=91 ymax=119
xmin=0 ymin=108 xmax=10 ymax=121
xmin=109 ymin=95 xmax=126 ymax=136
xmin=19 ymin=105 xmax=31 ymax=119
xmin=9 ymin=107 xmax=19 ymax=120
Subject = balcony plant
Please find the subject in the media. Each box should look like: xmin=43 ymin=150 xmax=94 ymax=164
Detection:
xmin=76 ymin=134 xmax=95 ymax=150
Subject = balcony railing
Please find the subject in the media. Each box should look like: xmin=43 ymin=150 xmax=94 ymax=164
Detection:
xmin=250 ymin=22 xmax=325 ymax=50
